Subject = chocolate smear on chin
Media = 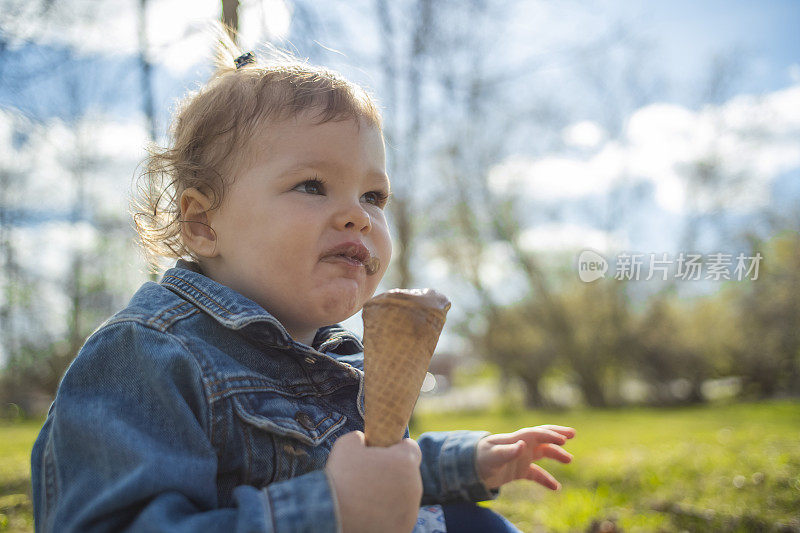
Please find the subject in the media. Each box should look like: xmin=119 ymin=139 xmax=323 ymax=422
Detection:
xmin=364 ymin=256 xmax=380 ymax=276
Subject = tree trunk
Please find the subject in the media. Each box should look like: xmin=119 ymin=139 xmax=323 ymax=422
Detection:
xmin=575 ymin=370 xmax=608 ymax=408
xmin=137 ymin=0 xmax=156 ymax=143
xmin=521 ymin=377 xmax=548 ymax=409
xmin=222 ymin=0 xmax=240 ymax=43
xmin=374 ymin=0 xmax=433 ymax=289
xmin=0 ymin=168 xmax=16 ymax=365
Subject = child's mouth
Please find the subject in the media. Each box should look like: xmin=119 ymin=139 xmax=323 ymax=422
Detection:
xmin=321 ymin=242 xmax=381 ymax=276
xmin=364 ymin=256 xmax=380 ymax=275
xmin=334 ymin=254 xmax=363 ymax=267
xmin=327 ymin=254 xmax=381 ymax=275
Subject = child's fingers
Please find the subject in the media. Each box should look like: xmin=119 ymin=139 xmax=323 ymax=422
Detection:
xmin=482 ymin=432 xmax=521 ymax=445
xmin=491 ymin=439 xmax=527 ymax=463
xmin=515 ymin=427 xmax=567 ymax=446
xmin=525 ymin=463 xmax=561 ymax=491
xmin=538 ymin=442 xmax=573 ymax=464
xmin=537 ymin=425 xmax=576 ymax=439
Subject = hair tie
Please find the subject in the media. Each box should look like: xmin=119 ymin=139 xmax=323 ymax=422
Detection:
xmin=234 ymin=52 xmax=256 ymax=69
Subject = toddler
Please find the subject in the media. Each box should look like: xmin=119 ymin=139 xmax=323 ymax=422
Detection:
xmin=30 ymin=30 xmax=574 ymax=533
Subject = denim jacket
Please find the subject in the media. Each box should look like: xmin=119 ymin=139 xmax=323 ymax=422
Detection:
xmin=31 ymin=259 xmax=498 ymax=532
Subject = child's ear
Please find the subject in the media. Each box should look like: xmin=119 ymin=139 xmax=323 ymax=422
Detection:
xmin=180 ymin=187 xmax=219 ymax=258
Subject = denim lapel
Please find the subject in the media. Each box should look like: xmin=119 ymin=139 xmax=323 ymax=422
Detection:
xmin=160 ymin=259 xmax=363 ymax=354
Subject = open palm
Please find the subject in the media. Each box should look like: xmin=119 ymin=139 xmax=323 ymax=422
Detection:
xmin=476 ymin=425 xmax=575 ymax=491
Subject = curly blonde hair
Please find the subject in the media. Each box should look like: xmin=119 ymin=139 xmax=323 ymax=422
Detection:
xmin=130 ymin=25 xmax=383 ymax=274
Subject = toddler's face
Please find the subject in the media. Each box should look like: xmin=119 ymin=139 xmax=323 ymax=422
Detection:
xmin=203 ymin=111 xmax=392 ymax=345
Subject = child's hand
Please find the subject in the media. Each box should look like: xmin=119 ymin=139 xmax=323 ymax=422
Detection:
xmin=476 ymin=425 xmax=575 ymax=491
xmin=325 ymin=430 xmax=422 ymax=533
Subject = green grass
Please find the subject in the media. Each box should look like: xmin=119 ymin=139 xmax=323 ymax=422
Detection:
xmin=412 ymin=400 xmax=800 ymax=532
xmin=2 ymin=402 xmax=799 ymax=532
xmin=0 ymin=418 xmax=41 ymax=532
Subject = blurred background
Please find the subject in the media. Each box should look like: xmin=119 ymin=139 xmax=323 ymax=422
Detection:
xmin=0 ymin=1 xmax=799 ymax=531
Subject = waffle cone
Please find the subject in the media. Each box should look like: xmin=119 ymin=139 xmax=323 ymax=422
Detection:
xmin=362 ymin=289 xmax=451 ymax=447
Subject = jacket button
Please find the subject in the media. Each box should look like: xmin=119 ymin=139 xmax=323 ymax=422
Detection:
xmin=295 ymin=411 xmax=314 ymax=430
xmin=304 ymin=356 xmax=316 ymax=364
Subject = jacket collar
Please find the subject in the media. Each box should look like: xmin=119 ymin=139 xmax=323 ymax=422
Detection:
xmin=159 ymin=259 xmax=363 ymax=354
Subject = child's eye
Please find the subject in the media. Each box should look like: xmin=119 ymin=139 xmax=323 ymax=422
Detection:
xmin=362 ymin=190 xmax=390 ymax=208
xmin=293 ymin=178 xmax=325 ymax=195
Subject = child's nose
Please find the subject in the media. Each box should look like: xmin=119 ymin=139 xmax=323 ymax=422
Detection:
xmin=335 ymin=201 xmax=372 ymax=233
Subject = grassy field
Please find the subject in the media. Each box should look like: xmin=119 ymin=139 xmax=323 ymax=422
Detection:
xmin=1 ymin=401 xmax=798 ymax=532
xmin=0 ymin=418 xmax=39 ymax=532
xmin=413 ymin=400 xmax=800 ymax=532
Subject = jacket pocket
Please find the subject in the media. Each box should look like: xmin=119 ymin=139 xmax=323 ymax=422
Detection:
xmin=232 ymin=390 xmax=347 ymax=485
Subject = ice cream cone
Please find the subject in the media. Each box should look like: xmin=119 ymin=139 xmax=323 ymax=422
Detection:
xmin=362 ymin=288 xmax=451 ymax=447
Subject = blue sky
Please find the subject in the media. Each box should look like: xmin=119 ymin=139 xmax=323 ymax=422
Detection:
xmin=2 ymin=0 xmax=798 ymax=253
xmin=1 ymin=0 xmax=799 ymax=351
xmin=2 ymin=1 xmax=798 ymax=122
xmin=635 ymin=0 xmax=799 ymax=96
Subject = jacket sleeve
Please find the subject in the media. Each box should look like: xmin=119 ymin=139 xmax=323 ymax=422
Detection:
xmin=416 ymin=430 xmax=500 ymax=504
xmin=30 ymin=321 xmax=340 ymax=533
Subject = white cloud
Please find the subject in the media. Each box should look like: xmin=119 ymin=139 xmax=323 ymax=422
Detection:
xmin=487 ymin=148 xmax=622 ymax=200
xmin=21 ymin=120 xmax=76 ymax=213
xmin=8 ymin=113 xmax=148 ymax=216
xmin=489 ymin=84 xmax=800 ymax=214
xmin=87 ymin=118 xmax=149 ymax=161
xmin=477 ymin=241 xmax=517 ymax=288
xmin=239 ymin=0 xmax=293 ymax=49
xmin=2 ymin=0 xmax=292 ymax=74
xmin=519 ymin=223 xmax=626 ymax=253
xmin=788 ymin=64 xmax=800 ymax=84
xmin=563 ymin=120 xmax=605 ymax=149
xmin=15 ymin=221 xmax=100 ymax=282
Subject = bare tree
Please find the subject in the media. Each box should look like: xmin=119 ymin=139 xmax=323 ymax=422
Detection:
xmin=0 ymin=126 xmax=26 ymax=370
xmin=223 ymin=0 xmax=240 ymax=42
xmin=421 ymin=3 xmax=662 ymax=407
xmin=0 ymin=0 xmax=143 ymax=414
xmin=138 ymin=0 xmax=157 ymax=143
xmin=372 ymin=0 xmax=436 ymax=288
